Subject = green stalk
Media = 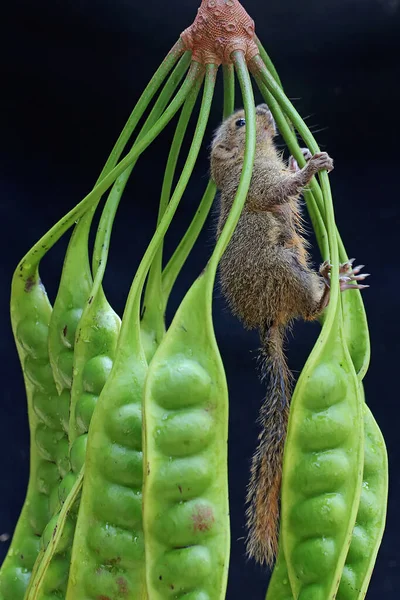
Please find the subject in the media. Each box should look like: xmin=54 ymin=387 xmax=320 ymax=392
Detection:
xmin=253 ymin=58 xmax=322 ymax=155
xmin=116 ymin=63 xmax=217 ymax=358
xmin=45 ymin=62 xmax=200 ymax=254
xmin=92 ymin=51 xmax=193 ymax=276
xmin=251 ymin=54 xmax=340 ymax=321
xmin=160 ymin=63 xmax=236 ymax=310
xmin=207 ymin=52 xmax=256 ymax=279
xmin=252 ymin=73 xmax=329 ymax=259
xmin=255 ymin=37 xmax=283 ymax=88
xmin=141 ymin=68 xmax=206 ymax=358
xmin=16 ymin=39 xmax=186 ymax=283
xmin=223 ymin=63 xmax=235 ymax=117
xmin=142 ymin=62 xmax=200 ymax=309
xmin=251 ymin=51 xmax=370 ymax=375
xmin=161 ymin=180 xmax=216 ymax=304
xmin=251 ymin=46 xmax=330 ymax=224
xmin=96 ymin=39 xmax=185 ymax=184
xmin=251 ymin=44 xmax=325 ymax=213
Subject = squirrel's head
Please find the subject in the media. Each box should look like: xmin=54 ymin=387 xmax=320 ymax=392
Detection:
xmin=210 ymin=103 xmax=277 ymax=188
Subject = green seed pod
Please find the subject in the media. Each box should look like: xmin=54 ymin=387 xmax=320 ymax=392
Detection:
xmin=281 ymin=318 xmax=364 ymax=600
xmin=0 ymin=273 xmax=65 ymax=599
xmin=66 ymin=363 xmax=148 ymax=600
xmin=69 ymin=297 xmax=120 ymax=444
xmin=249 ymin=48 xmax=368 ymax=600
xmin=336 ymin=403 xmax=388 ymax=600
xmin=143 ymin=276 xmax=229 ymax=599
xmin=47 ymin=215 xmax=93 ymax=396
xmin=267 ymin=404 xmax=387 ymax=600
xmin=251 ymin=42 xmax=384 ymax=600
xmin=31 ymin=52 xmax=202 ymax=600
xmin=27 ymin=285 xmax=120 ymax=600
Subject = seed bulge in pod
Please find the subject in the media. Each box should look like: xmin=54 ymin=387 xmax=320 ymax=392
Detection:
xmin=154 ymin=409 xmax=215 ymax=457
xmin=151 ymin=357 xmax=212 ymax=410
xmin=302 ymin=363 xmax=347 ymax=411
xmin=16 ymin=319 xmax=49 ymax=359
xmin=82 ymin=356 xmax=113 ymax=395
xmin=153 ymin=546 xmax=212 ymax=593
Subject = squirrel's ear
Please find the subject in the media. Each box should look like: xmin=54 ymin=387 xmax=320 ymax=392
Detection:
xmin=212 ymin=143 xmax=238 ymax=162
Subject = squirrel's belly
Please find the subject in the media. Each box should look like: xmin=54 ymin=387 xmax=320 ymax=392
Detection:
xmin=219 ymin=237 xmax=292 ymax=330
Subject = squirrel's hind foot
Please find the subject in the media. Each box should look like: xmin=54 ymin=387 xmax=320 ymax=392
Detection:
xmin=320 ymin=259 xmax=370 ymax=291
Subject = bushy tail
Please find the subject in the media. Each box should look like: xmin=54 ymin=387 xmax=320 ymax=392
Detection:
xmin=245 ymin=323 xmax=292 ymax=567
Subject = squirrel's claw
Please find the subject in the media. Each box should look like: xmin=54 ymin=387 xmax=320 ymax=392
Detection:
xmin=340 ymin=282 xmax=370 ymax=291
xmin=319 ymin=260 xmax=370 ymax=292
xmin=288 ymin=147 xmax=312 ymax=172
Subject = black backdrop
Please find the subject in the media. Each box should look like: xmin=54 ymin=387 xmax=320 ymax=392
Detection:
xmin=1 ymin=0 xmax=400 ymax=597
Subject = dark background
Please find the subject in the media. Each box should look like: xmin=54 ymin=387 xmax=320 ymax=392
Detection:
xmin=1 ymin=0 xmax=399 ymax=597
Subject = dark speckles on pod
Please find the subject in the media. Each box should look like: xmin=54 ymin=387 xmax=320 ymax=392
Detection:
xmin=192 ymin=505 xmax=215 ymax=533
xmin=24 ymin=276 xmax=36 ymax=292
xmin=152 ymin=546 xmax=212 ymax=593
xmin=116 ymin=576 xmax=128 ymax=595
xmin=151 ymin=499 xmax=217 ymax=547
xmin=59 ymin=308 xmax=83 ymax=349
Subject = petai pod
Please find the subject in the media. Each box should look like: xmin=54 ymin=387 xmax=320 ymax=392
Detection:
xmin=0 ymin=269 xmax=65 ymax=600
xmin=336 ymin=401 xmax=388 ymax=600
xmin=0 ymin=241 xmax=82 ymax=598
xmin=267 ymin=402 xmax=387 ymax=600
xmin=258 ymin=56 xmax=364 ymax=600
xmin=251 ymin=46 xmax=383 ymax=600
xmin=25 ymin=208 xmax=121 ymax=600
xmin=142 ymin=274 xmax=231 ymax=599
xmin=47 ymin=210 xmax=94 ymax=397
xmin=142 ymin=51 xmax=255 ymax=600
xmin=280 ymin=305 xmax=364 ymax=600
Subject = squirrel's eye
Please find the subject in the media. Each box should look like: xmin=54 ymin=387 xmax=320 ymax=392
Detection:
xmin=235 ymin=118 xmax=246 ymax=128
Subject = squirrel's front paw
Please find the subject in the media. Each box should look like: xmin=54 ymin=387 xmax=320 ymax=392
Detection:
xmin=308 ymin=152 xmax=334 ymax=174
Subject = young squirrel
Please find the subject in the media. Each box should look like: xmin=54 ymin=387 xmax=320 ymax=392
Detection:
xmin=210 ymin=104 xmax=368 ymax=567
